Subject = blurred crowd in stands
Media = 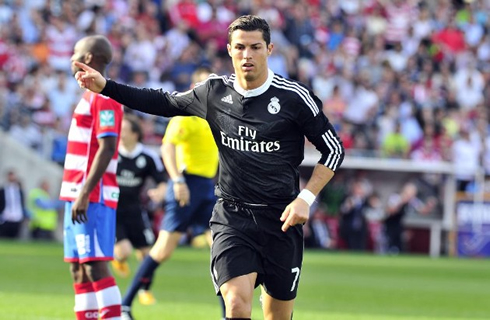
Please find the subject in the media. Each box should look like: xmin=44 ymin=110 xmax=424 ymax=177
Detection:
xmin=1 ymin=0 xmax=490 ymax=252
xmin=1 ymin=0 xmax=490 ymax=168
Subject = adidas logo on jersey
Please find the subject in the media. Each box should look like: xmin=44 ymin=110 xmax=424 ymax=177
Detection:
xmin=221 ymin=94 xmax=233 ymax=104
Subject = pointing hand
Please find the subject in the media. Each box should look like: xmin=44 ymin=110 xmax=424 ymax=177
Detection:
xmin=74 ymin=61 xmax=107 ymax=93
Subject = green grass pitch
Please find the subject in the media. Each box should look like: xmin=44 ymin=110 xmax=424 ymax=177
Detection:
xmin=0 ymin=240 xmax=488 ymax=320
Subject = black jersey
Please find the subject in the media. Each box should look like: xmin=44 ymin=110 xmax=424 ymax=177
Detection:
xmin=103 ymin=70 xmax=344 ymax=206
xmin=116 ymin=143 xmax=165 ymax=212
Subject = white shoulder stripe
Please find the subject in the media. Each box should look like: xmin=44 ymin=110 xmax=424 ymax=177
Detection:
xmin=142 ymin=146 xmax=164 ymax=172
xmin=194 ymin=74 xmax=230 ymax=89
xmin=277 ymin=77 xmax=319 ymax=114
xmin=271 ymin=77 xmax=319 ymax=115
xmin=322 ymin=130 xmax=343 ymax=171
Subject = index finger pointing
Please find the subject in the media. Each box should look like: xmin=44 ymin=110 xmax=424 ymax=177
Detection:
xmin=74 ymin=61 xmax=95 ymax=73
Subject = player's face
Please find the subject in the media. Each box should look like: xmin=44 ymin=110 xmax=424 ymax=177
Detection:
xmin=70 ymin=41 xmax=84 ymax=76
xmin=227 ymin=29 xmax=273 ymax=90
xmin=120 ymin=119 xmax=136 ymax=146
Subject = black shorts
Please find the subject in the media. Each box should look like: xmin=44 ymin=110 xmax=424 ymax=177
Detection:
xmin=210 ymin=199 xmax=304 ymax=301
xmin=116 ymin=209 xmax=155 ymax=249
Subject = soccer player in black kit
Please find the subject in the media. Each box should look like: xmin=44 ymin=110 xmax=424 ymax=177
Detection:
xmin=113 ymin=113 xmax=166 ymax=304
xmin=75 ymin=15 xmax=344 ymax=320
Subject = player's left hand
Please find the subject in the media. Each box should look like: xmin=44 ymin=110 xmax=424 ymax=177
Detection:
xmin=280 ymin=198 xmax=310 ymax=232
xmin=72 ymin=195 xmax=89 ymax=224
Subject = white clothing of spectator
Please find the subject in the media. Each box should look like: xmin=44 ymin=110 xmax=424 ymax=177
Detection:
xmin=343 ymin=82 xmax=379 ymax=125
xmin=463 ymin=17 xmax=484 ymax=48
xmin=476 ymin=35 xmax=490 ymax=61
xmin=123 ymin=25 xmax=157 ymax=73
xmin=452 ymin=128 xmax=482 ymax=185
xmin=456 ymin=76 xmax=484 ymax=111
xmin=383 ymin=43 xmax=408 ymax=72
xmin=163 ymin=21 xmax=191 ymax=62
xmin=47 ymin=72 xmax=80 ymax=120
xmin=197 ymin=1 xmax=234 ymax=24
xmin=412 ymin=6 xmax=433 ymax=40
xmin=0 ymin=0 xmax=13 ymax=26
xmin=364 ymin=5 xmax=387 ymax=36
xmin=453 ymin=61 xmax=485 ymax=93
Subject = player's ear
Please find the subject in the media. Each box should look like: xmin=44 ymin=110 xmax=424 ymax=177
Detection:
xmin=84 ymin=52 xmax=93 ymax=64
xmin=227 ymin=44 xmax=232 ymax=57
xmin=267 ymin=43 xmax=274 ymax=56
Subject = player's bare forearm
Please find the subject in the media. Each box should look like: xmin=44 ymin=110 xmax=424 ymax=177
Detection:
xmin=161 ymin=142 xmax=189 ymax=206
xmin=161 ymin=143 xmax=181 ymax=181
xmin=280 ymin=165 xmax=335 ymax=232
xmin=80 ymin=136 xmax=117 ymax=200
xmin=304 ymin=164 xmax=335 ymax=196
xmin=73 ymin=140 xmax=115 ymax=224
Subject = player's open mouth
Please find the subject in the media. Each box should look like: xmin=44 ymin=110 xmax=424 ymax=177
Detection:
xmin=242 ymin=63 xmax=254 ymax=71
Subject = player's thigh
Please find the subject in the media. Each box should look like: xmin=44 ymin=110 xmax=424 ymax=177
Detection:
xmin=220 ymin=273 xmax=257 ymax=310
xmin=260 ymin=287 xmax=295 ymax=320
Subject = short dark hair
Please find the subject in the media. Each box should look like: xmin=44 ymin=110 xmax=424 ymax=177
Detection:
xmin=124 ymin=113 xmax=143 ymax=142
xmin=228 ymin=15 xmax=271 ymax=46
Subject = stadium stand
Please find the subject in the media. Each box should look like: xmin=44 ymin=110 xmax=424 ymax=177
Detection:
xmin=1 ymin=0 xmax=490 ymax=255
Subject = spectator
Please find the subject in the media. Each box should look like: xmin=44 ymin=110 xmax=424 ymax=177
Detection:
xmin=3 ymin=0 xmax=490 ymax=218
xmin=452 ymin=125 xmax=482 ymax=192
xmin=45 ymin=15 xmax=77 ymax=73
xmin=28 ymin=179 xmax=62 ymax=240
xmin=339 ymin=179 xmax=379 ymax=251
xmin=381 ymin=121 xmax=410 ymax=159
xmin=0 ymin=169 xmax=28 ymax=239
xmin=197 ymin=6 xmax=230 ymax=55
xmin=47 ymin=71 xmax=80 ymax=123
xmin=383 ymin=181 xmax=437 ymax=254
xmin=410 ymin=135 xmax=443 ymax=162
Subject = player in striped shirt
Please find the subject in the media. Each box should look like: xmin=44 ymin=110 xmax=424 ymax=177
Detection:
xmin=74 ymin=15 xmax=344 ymax=320
xmin=60 ymin=35 xmax=124 ymax=320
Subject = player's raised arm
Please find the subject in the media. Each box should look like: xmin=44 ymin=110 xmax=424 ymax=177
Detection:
xmin=74 ymin=61 xmax=107 ymax=93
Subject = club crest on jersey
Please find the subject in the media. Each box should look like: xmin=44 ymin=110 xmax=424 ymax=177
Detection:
xmin=99 ymin=110 xmax=115 ymax=127
xmin=267 ymin=97 xmax=281 ymax=114
xmin=136 ymin=156 xmax=147 ymax=168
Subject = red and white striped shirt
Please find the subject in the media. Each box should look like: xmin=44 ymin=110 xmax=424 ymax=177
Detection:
xmin=384 ymin=2 xmax=417 ymax=44
xmin=60 ymin=90 xmax=123 ymax=209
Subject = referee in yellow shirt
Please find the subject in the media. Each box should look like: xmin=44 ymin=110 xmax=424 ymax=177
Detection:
xmin=120 ymin=67 xmax=225 ymax=320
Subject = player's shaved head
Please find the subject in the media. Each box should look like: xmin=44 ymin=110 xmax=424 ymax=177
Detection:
xmin=71 ymin=35 xmax=112 ymax=75
xmin=80 ymin=35 xmax=113 ymax=65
